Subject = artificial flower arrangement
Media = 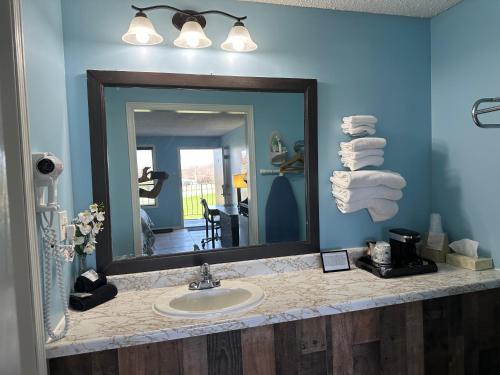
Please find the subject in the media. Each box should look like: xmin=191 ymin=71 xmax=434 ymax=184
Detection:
xmin=73 ymin=203 xmax=105 ymax=272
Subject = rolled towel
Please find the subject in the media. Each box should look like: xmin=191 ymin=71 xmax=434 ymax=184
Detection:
xmin=69 ymin=284 xmax=118 ymax=311
xmin=330 ymin=170 xmax=407 ymax=189
xmin=335 ymin=198 xmax=399 ymax=222
xmin=340 ymin=137 xmax=386 ymax=152
xmin=339 ymin=149 xmax=384 ymax=159
xmin=74 ymin=271 xmax=107 ymax=293
xmin=341 ymin=156 xmax=384 ymax=171
xmin=341 ymin=124 xmax=376 ymax=136
xmin=342 ymin=115 xmax=378 ymax=125
xmin=332 ymin=185 xmax=403 ymax=202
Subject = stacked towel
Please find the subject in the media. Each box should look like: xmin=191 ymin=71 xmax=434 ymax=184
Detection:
xmin=342 ymin=115 xmax=378 ymax=136
xmin=330 ymin=171 xmax=406 ymax=222
xmin=339 ymin=138 xmax=387 ymax=171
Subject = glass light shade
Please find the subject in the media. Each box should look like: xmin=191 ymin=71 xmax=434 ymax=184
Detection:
xmin=174 ymin=21 xmax=212 ymax=49
xmin=122 ymin=13 xmax=163 ymax=45
xmin=221 ymin=24 xmax=257 ymax=52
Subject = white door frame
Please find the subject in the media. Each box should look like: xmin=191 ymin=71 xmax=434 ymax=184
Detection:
xmin=1 ymin=0 xmax=47 ymax=373
xmin=126 ymin=102 xmax=259 ymax=246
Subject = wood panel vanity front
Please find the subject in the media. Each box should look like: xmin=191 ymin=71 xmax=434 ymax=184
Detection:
xmin=49 ymin=288 xmax=500 ymax=375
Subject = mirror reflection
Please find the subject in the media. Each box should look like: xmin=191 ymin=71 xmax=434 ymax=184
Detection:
xmin=104 ymin=88 xmax=305 ymax=260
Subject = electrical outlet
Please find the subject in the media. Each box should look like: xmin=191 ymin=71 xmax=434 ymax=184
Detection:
xmin=58 ymin=210 xmax=68 ymax=241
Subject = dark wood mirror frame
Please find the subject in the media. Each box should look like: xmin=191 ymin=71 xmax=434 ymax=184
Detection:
xmin=87 ymin=70 xmax=319 ymax=275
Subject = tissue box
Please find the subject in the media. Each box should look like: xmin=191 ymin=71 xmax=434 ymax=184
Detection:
xmin=445 ymin=252 xmax=493 ymax=271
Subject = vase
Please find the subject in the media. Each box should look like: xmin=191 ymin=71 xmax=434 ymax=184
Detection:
xmin=78 ymin=255 xmax=88 ymax=275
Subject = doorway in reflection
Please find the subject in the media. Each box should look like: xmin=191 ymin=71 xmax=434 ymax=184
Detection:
xmin=133 ymin=106 xmax=251 ymax=255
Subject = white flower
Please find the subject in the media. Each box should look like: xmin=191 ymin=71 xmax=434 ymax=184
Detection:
xmin=95 ymin=212 xmax=105 ymax=222
xmin=83 ymin=242 xmax=95 ymax=255
xmin=89 ymin=203 xmax=98 ymax=213
xmin=74 ymin=236 xmax=84 ymax=245
xmin=78 ymin=223 xmax=92 ymax=236
xmin=78 ymin=210 xmax=93 ymax=225
xmin=92 ymin=222 xmax=102 ymax=235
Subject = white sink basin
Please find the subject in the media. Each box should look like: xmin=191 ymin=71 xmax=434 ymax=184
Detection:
xmin=153 ymin=280 xmax=264 ymax=318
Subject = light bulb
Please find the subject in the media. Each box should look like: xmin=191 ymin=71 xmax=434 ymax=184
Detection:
xmin=232 ymin=39 xmax=245 ymax=52
xmin=186 ymin=34 xmax=200 ymax=48
xmin=136 ymin=29 xmax=150 ymax=44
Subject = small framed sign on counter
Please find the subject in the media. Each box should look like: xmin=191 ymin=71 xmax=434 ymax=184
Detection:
xmin=320 ymin=250 xmax=351 ymax=273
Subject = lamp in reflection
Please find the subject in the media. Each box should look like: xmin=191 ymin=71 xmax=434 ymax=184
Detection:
xmin=233 ymin=173 xmax=248 ymax=205
xmin=122 ymin=5 xmax=257 ymax=52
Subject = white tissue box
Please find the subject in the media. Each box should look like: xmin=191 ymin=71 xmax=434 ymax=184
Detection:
xmin=446 ymin=252 xmax=493 ymax=271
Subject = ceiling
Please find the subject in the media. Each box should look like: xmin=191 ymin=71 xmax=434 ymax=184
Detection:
xmin=240 ymin=0 xmax=462 ymax=18
xmin=134 ymin=110 xmax=246 ymax=137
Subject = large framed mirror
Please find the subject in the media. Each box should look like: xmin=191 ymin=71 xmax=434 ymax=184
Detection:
xmin=87 ymin=71 xmax=318 ymax=274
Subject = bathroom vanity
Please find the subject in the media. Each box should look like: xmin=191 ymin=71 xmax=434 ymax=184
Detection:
xmin=47 ymin=253 xmax=500 ymax=375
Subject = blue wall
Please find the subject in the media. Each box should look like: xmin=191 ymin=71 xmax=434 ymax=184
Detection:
xmin=61 ymin=0 xmax=432 ymax=268
xmin=137 ymin=136 xmax=222 ymax=229
xmin=22 ymin=0 xmax=74 ymax=331
xmin=431 ymin=0 xmax=500 ymax=264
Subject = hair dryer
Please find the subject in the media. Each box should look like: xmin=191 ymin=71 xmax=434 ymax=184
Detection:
xmin=32 ymin=152 xmax=63 ymax=212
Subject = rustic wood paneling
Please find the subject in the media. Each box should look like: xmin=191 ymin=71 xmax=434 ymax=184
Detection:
xmin=405 ymin=302 xmax=424 ymax=375
xmin=207 ymin=330 xmax=242 ymax=375
xmin=49 ymin=289 xmax=500 ymax=375
xmin=331 ymin=311 xmax=354 ymax=375
xmin=274 ymin=321 xmax=300 ymax=375
xmin=182 ymin=336 xmax=208 ymax=375
xmin=241 ymin=326 xmax=276 ymax=375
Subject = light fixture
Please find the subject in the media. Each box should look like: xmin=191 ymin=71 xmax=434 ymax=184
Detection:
xmin=133 ymin=109 xmax=153 ymax=113
xmin=122 ymin=11 xmax=163 ymax=45
xmin=122 ymin=5 xmax=257 ymax=52
xmin=174 ymin=20 xmax=212 ymax=49
xmin=221 ymin=22 xmax=257 ymax=52
xmin=175 ymin=110 xmax=221 ymax=114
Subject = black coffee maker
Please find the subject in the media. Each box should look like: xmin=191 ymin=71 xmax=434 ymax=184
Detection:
xmin=356 ymin=228 xmax=438 ymax=278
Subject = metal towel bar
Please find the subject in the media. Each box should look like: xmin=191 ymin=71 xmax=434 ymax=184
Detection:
xmin=472 ymin=97 xmax=500 ymax=128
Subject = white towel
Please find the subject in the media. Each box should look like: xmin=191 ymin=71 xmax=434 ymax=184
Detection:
xmin=330 ymin=170 xmax=407 ymax=189
xmin=341 ymin=156 xmax=384 ymax=171
xmin=341 ymin=124 xmax=376 ymax=136
xmin=339 ymin=149 xmax=384 ymax=159
xmin=342 ymin=115 xmax=378 ymax=125
xmin=332 ymin=185 xmax=403 ymax=202
xmin=340 ymin=137 xmax=386 ymax=152
xmin=335 ymin=198 xmax=399 ymax=222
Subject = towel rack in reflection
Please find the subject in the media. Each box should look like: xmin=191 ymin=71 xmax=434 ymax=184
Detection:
xmin=472 ymin=97 xmax=500 ymax=128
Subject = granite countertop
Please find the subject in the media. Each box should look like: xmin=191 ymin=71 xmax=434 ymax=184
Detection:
xmin=46 ymin=257 xmax=500 ymax=359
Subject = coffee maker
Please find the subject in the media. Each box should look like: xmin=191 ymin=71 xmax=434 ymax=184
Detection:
xmin=356 ymin=228 xmax=438 ymax=278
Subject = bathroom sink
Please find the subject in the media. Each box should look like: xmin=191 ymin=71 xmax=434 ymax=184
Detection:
xmin=153 ymin=280 xmax=264 ymax=318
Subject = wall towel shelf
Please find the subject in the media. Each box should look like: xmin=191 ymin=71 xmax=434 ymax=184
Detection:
xmin=472 ymin=97 xmax=500 ymax=128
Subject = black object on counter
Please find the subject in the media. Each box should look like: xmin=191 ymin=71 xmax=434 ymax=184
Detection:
xmin=356 ymin=227 xmax=438 ymax=278
xmin=70 ymin=284 xmax=118 ymax=311
xmin=356 ymin=255 xmax=438 ymax=278
xmin=74 ymin=271 xmax=107 ymax=293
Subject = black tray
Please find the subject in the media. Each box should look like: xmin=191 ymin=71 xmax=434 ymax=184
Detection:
xmin=355 ymin=256 xmax=438 ymax=278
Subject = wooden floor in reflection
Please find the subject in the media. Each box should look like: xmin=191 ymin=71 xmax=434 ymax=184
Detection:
xmin=152 ymin=228 xmax=222 ymax=255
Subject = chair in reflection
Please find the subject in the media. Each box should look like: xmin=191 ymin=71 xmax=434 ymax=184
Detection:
xmin=200 ymin=198 xmax=221 ymax=249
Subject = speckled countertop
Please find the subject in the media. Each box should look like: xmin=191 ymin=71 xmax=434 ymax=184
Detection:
xmin=46 ymin=253 xmax=500 ymax=359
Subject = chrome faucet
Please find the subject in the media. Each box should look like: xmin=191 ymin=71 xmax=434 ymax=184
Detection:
xmin=189 ymin=263 xmax=220 ymax=290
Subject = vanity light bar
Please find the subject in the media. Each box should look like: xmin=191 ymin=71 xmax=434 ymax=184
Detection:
xmin=122 ymin=4 xmax=258 ymax=52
